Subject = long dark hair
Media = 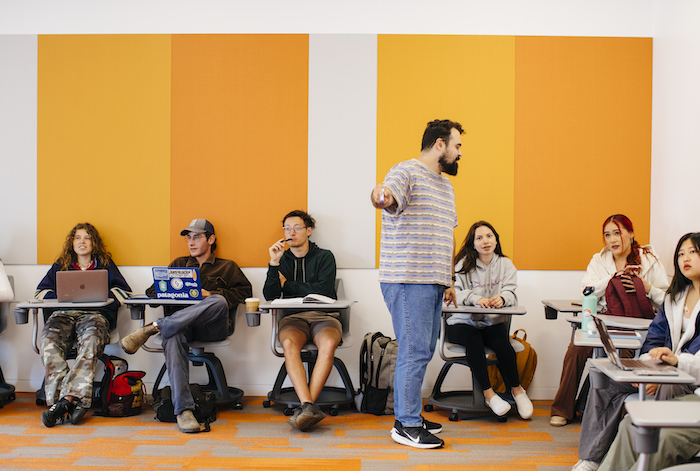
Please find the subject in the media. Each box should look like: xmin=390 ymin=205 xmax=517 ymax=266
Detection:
xmin=454 ymin=221 xmax=506 ymax=275
xmin=602 ymin=214 xmax=653 ymax=265
xmin=667 ymin=232 xmax=700 ymax=303
xmin=57 ymin=222 xmax=111 ymax=270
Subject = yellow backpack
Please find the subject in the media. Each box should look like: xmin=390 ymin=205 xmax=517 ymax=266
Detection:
xmin=487 ymin=329 xmax=537 ymax=393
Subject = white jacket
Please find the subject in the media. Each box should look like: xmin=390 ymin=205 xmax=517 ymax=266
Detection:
xmin=449 ymin=254 xmax=517 ymax=328
xmin=580 ymin=244 xmax=669 ymax=310
xmin=641 ymin=289 xmax=700 ymax=384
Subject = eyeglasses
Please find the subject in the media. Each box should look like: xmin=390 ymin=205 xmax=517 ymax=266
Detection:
xmin=282 ymin=225 xmax=307 ymax=233
xmin=186 ymin=233 xmax=207 ymax=242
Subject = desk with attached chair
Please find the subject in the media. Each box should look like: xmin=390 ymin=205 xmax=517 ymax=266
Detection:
xmin=259 ymin=279 xmax=355 ymax=416
xmin=425 ymin=304 xmax=527 ymax=422
xmin=0 ymin=275 xmax=16 ymax=407
xmin=123 ymin=297 xmax=245 ymax=409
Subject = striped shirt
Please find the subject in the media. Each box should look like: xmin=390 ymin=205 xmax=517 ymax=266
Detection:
xmin=379 ymin=158 xmax=457 ymax=286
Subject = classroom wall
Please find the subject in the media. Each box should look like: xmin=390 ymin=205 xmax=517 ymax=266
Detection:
xmin=2 ymin=0 xmax=698 ymax=400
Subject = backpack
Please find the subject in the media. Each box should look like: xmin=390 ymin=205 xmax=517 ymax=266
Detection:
xmin=98 ymin=355 xmax=146 ymax=417
xmin=355 ymin=332 xmax=398 ymax=415
xmin=487 ymin=329 xmax=537 ymax=394
xmin=152 ymin=384 xmax=217 ymax=432
xmin=605 ymin=275 xmax=656 ymax=319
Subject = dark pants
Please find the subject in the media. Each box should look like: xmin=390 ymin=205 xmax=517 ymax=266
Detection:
xmin=550 ymin=342 xmax=593 ymax=420
xmin=447 ymin=322 xmax=520 ymax=391
xmin=158 ymin=295 xmax=228 ymax=415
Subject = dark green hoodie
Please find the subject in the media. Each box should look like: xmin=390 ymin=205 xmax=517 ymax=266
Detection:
xmin=263 ymin=242 xmax=336 ymax=300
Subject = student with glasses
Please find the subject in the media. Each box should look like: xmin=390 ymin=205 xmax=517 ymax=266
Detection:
xmin=263 ymin=210 xmax=339 ymax=432
xmin=120 ymin=218 xmax=251 ymax=433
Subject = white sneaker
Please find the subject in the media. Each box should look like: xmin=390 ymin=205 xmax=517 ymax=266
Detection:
xmin=572 ymin=459 xmax=600 ymax=471
xmin=513 ymin=391 xmax=533 ymax=419
xmin=485 ymin=394 xmax=511 ymax=416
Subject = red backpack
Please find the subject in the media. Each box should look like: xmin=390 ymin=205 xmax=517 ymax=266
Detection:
xmin=98 ymin=356 xmax=146 ymax=417
xmin=604 ymin=275 xmax=655 ymax=319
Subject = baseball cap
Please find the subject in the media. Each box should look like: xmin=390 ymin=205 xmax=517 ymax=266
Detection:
xmin=180 ymin=218 xmax=215 ymax=236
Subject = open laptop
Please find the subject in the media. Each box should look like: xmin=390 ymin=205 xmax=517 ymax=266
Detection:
xmin=592 ymin=315 xmax=677 ymax=374
xmin=152 ymin=267 xmax=203 ymax=300
xmin=56 ymin=269 xmax=109 ymax=302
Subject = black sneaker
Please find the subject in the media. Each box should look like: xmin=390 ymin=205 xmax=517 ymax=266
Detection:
xmin=42 ymin=398 xmax=73 ymax=427
xmin=391 ymin=420 xmax=444 ymax=449
xmin=422 ymin=416 xmax=442 ymax=434
xmin=70 ymin=405 xmax=88 ymax=425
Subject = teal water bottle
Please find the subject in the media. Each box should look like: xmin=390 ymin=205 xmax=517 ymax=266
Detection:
xmin=581 ymin=286 xmax=596 ymax=332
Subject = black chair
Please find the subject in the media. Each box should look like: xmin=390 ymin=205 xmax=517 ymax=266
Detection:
xmin=0 ymin=275 xmax=16 ymax=407
xmin=143 ymin=303 xmax=246 ymax=410
xmin=425 ymin=312 xmax=522 ymax=422
xmin=262 ymin=279 xmax=355 ymax=416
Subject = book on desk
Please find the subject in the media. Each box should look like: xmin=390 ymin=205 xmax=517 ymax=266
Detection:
xmin=270 ymin=294 xmax=336 ymax=304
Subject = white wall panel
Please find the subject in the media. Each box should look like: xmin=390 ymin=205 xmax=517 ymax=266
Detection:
xmin=0 ymin=1 xmax=653 ymax=36
xmin=0 ymin=35 xmax=37 ymax=264
xmin=650 ymin=0 xmax=700 ymax=273
xmin=307 ymin=34 xmax=377 ymax=268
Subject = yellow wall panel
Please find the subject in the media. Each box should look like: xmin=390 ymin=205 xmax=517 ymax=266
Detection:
xmin=37 ymin=35 xmax=172 ymax=266
xmin=514 ymin=37 xmax=652 ymax=270
xmin=170 ymin=35 xmax=309 ymax=267
xmin=377 ymin=35 xmax=516 ymax=265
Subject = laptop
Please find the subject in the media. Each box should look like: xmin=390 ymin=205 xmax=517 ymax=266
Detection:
xmin=592 ymin=315 xmax=677 ymax=374
xmin=152 ymin=267 xmax=203 ymax=300
xmin=56 ymin=269 xmax=109 ymax=302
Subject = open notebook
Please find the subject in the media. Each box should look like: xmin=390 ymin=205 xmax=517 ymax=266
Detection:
xmin=270 ymin=294 xmax=336 ymax=304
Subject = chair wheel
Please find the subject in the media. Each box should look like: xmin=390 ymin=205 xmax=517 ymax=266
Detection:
xmin=284 ymin=407 xmax=295 ymax=416
xmin=234 ymin=403 xmax=243 ymax=410
xmin=497 ymin=416 xmax=508 ymax=423
xmin=329 ymin=408 xmax=338 ymax=416
xmin=424 ymin=404 xmax=434 ymax=412
xmin=449 ymin=413 xmax=459 ymax=422
xmin=263 ymin=400 xmax=271 ymax=408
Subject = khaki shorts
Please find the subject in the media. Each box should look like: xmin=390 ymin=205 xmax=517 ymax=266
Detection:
xmin=278 ymin=310 xmax=342 ymax=343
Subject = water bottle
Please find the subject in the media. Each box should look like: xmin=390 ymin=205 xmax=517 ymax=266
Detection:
xmin=581 ymin=286 xmax=596 ymax=332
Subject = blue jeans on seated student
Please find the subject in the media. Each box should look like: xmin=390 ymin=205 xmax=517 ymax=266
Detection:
xmin=159 ymin=294 xmax=229 ymax=415
xmin=381 ymin=283 xmax=443 ymax=427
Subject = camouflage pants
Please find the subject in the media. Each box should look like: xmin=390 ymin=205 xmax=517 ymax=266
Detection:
xmin=40 ymin=310 xmax=110 ymax=408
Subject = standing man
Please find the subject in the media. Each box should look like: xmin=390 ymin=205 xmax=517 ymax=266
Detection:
xmin=120 ymin=218 xmax=252 ymax=433
xmin=263 ymin=210 xmax=339 ymax=432
xmin=371 ymin=119 xmax=463 ymax=449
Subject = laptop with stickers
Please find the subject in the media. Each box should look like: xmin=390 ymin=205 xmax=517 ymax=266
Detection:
xmin=152 ymin=267 xmax=203 ymax=300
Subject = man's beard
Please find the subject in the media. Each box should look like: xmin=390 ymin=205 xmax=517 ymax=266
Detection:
xmin=439 ymin=154 xmax=459 ymax=176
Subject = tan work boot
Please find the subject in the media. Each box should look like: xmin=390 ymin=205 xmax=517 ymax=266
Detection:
xmin=176 ymin=410 xmax=200 ymax=433
xmin=120 ymin=322 xmax=159 ymax=354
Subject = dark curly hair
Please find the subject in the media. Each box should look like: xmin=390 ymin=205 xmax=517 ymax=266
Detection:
xmin=57 ymin=222 xmax=111 ymax=270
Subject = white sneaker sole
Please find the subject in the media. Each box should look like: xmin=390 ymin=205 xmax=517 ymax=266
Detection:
xmin=390 ymin=428 xmax=444 ymax=449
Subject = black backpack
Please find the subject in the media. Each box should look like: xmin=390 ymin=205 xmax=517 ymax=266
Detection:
xmin=153 ymin=384 xmax=217 ymax=432
xmin=355 ymin=332 xmax=398 ymax=415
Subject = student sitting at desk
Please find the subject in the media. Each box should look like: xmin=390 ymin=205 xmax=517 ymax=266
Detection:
xmin=448 ymin=221 xmax=534 ymax=419
xmin=263 ymin=210 xmax=339 ymax=432
xmin=551 ymin=214 xmax=669 ymax=427
xmin=37 ymin=222 xmax=131 ymax=427
xmin=120 ymin=218 xmax=251 ymax=433
xmin=572 ymin=233 xmax=700 ymax=471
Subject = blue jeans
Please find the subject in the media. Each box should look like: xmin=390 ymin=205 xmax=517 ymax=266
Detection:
xmin=381 ymin=283 xmax=444 ymax=427
xmin=158 ymin=294 xmax=229 ymax=415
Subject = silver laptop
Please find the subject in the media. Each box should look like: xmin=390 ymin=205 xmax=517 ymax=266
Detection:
xmin=592 ymin=315 xmax=677 ymax=373
xmin=56 ymin=270 xmax=109 ymax=302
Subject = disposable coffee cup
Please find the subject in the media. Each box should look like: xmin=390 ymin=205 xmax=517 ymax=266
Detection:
xmin=14 ymin=308 xmax=29 ymax=325
xmin=245 ymin=297 xmax=260 ymax=313
xmin=246 ymin=311 xmax=261 ymax=327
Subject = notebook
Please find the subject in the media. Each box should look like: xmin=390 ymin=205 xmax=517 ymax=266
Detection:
xmin=592 ymin=315 xmax=677 ymax=374
xmin=56 ymin=269 xmax=109 ymax=302
xmin=152 ymin=267 xmax=203 ymax=300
